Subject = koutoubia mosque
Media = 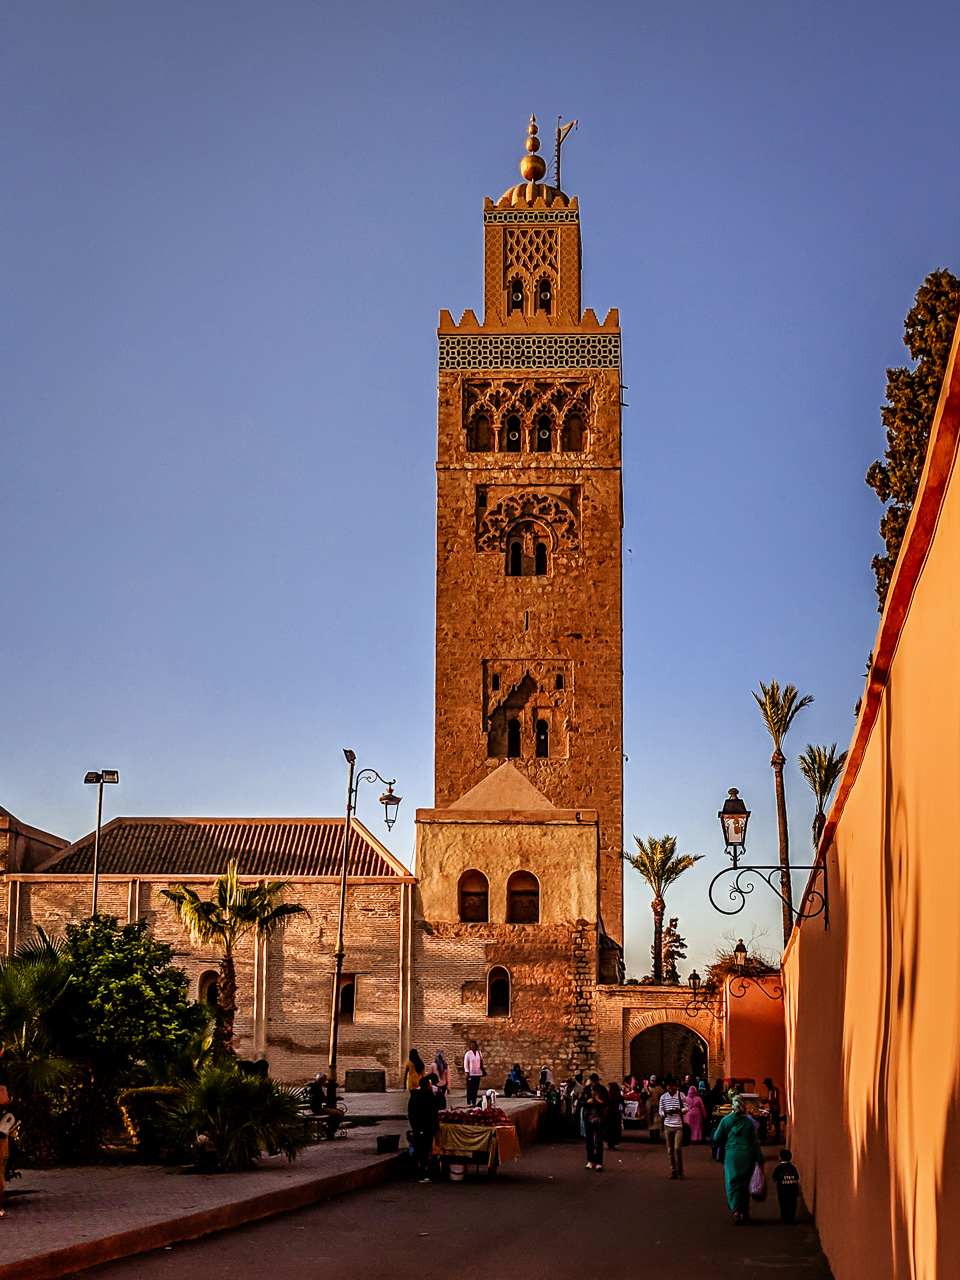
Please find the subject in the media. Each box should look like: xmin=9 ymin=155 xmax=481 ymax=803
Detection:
xmin=1 ymin=120 xmax=730 ymax=1087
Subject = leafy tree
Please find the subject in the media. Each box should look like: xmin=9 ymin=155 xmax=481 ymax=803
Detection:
xmin=798 ymin=742 xmax=848 ymax=849
xmin=623 ymin=836 xmax=702 ymax=984
xmin=58 ymin=916 xmax=207 ymax=1160
xmin=162 ymin=860 xmax=309 ymax=1057
xmin=866 ymin=269 xmax=960 ymax=607
xmin=753 ymin=680 xmax=814 ymax=947
xmin=658 ymin=917 xmax=687 ymax=985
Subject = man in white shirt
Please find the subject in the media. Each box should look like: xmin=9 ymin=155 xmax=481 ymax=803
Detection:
xmin=658 ymin=1076 xmax=689 ymax=1179
xmin=463 ymin=1040 xmax=484 ymax=1105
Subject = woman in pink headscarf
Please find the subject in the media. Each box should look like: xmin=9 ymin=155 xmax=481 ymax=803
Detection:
xmin=685 ymin=1084 xmax=708 ymax=1142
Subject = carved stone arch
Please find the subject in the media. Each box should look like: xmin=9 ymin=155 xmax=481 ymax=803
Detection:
xmin=477 ymin=492 xmax=579 ymax=553
xmin=623 ymin=1005 xmax=724 ymax=1078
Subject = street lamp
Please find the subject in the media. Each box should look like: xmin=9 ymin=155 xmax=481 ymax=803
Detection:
xmin=83 ymin=769 xmax=119 ymax=916
xmin=727 ymin=938 xmax=784 ymax=1002
xmin=685 ymin=968 xmax=722 ymax=1020
xmin=327 ymin=749 xmax=401 ymax=1107
xmin=707 ymin=788 xmax=828 ymax=929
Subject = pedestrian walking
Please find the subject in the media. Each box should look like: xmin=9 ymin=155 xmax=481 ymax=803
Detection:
xmin=463 ymin=1040 xmax=484 ymax=1106
xmin=645 ymin=1075 xmax=664 ymax=1141
xmin=429 ymin=1050 xmax=450 ymax=1106
xmin=604 ymin=1081 xmax=624 ymax=1149
xmin=408 ymin=1076 xmax=440 ymax=1182
xmin=579 ymin=1073 xmax=609 ymax=1170
xmin=772 ymin=1148 xmax=801 ymax=1223
xmin=658 ymin=1076 xmax=689 ymax=1178
xmin=403 ymin=1049 xmax=425 ymax=1092
xmin=685 ymin=1085 xmax=708 ymax=1141
xmin=713 ymin=1095 xmax=765 ymax=1223
xmin=763 ymin=1077 xmax=782 ymax=1144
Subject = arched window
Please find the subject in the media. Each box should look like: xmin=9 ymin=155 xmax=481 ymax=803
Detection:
xmin=535 ymin=719 xmax=549 ymax=757
xmin=536 ymin=414 xmax=553 ymax=453
xmin=458 ymin=869 xmax=489 ymax=923
xmin=562 ymin=412 xmax=584 ymax=452
xmin=487 ymin=966 xmax=510 ymax=1016
xmin=507 ymin=718 xmax=521 ymax=758
xmin=198 ymin=970 xmax=219 ymax=1010
xmin=535 ymin=277 xmax=552 ymax=315
xmin=507 ymin=870 xmax=540 ymax=923
xmin=505 ymin=414 xmax=522 ymax=453
xmin=338 ymin=975 xmax=355 ymax=1024
xmin=555 ymin=673 xmax=565 ymax=690
xmin=507 ymin=278 xmax=525 ymax=316
xmin=535 ymin=542 xmax=548 ymax=576
xmin=508 ymin=541 xmax=523 ymax=576
xmin=467 ymin=414 xmax=493 ymax=453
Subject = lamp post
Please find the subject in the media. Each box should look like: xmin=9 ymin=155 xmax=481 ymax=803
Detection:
xmin=685 ymin=968 xmax=722 ymax=1020
xmin=327 ymin=749 xmax=401 ymax=1107
xmin=707 ymin=788 xmax=828 ymax=929
xmin=83 ymin=769 xmax=119 ymax=916
xmin=727 ymin=938 xmax=784 ymax=1002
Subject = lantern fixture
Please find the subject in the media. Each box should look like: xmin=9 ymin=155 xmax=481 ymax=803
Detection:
xmin=718 ymin=788 xmax=750 ymax=861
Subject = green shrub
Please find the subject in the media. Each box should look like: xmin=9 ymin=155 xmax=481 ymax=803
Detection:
xmin=163 ymin=1064 xmax=309 ymax=1172
xmin=118 ymin=1086 xmax=184 ymax=1160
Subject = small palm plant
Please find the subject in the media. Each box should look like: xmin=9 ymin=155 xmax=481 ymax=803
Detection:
xmin=623 ymin=836 xmax=702 ymax=984
xmin=0 ymin=930 xmax=73 ymax=1164
xmin=798 ymin=743 xmax=848 ymax=850
xmin=162 ymin=860 xmax=309 ymax=1057
xmin=752 ymin=680 xmax=814 ymax=945
xmin=163 ymin=1061 xmax=309 ymax=1172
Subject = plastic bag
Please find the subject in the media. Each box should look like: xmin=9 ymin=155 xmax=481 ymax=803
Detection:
xmin=749 ymin=1161 xmax=767 ymax=1201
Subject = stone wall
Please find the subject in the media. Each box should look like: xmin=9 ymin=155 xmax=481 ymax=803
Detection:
xmin=3 ymin=873 xmax=412 ymax=1085
xmin=411 ymin=916 xmax=598 ymax=1089
xmin=595 ymin=985 xmax=725 ymax=1082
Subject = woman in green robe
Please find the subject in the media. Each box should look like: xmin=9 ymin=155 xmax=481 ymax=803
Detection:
xmin=713 ymin=1095 xmax=764 ymax=1223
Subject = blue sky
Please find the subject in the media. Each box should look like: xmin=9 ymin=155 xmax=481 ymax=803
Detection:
xmin=3 ymin=0 xmax=959 ymax=976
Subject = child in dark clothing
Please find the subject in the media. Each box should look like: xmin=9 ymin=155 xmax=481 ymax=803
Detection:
xmin=772 ymin=1148 xmax=801 ymax=1223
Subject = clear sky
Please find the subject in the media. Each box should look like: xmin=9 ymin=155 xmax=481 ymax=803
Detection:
xmin=3 ymin=0 xmax=959 ymax=977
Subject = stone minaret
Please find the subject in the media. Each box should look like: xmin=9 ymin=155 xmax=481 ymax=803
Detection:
xmin=434 ymin=117 xmax=624 ymax=952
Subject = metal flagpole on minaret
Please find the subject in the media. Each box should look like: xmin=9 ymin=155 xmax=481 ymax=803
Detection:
xmin=554 ymin=117 xmax=578 ymax=189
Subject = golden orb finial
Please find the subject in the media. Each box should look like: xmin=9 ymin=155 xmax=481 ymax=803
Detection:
xmin=519 ymin=113 xmax=547 ymax=182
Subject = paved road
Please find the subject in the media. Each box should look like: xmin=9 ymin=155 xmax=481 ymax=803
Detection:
xmin=70 ymin=1134 xmax=832 ymax=1280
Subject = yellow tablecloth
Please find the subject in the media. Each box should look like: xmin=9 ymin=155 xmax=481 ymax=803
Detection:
xmin=431 ymin=1122 xmax=521 ymax=1167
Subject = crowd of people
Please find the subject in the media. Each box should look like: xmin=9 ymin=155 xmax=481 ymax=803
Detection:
xmin=400 ymin=1046 xmax=799 ymax=1222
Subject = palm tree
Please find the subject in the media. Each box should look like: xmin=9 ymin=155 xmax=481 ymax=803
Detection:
xmin=752 ymin=680 xmax=814 ymax=946
xmin=798 ymin=742 xmax=847 ymax=850
xmin=623 ymin=836 xmax=702 ymax=984
xmin=162 ymin=860 xmax=309 ymax=1057
xmin=0 ymin=930 xmax=74 ymax=1163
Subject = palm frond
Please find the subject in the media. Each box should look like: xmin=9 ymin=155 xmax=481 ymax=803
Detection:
xmin=623 ymin=835 xmax=702 ymax=897
xmin=798 ymin=742 xmax=848 ymax=846
xmin=753 ymin=679 xmax=814 ymax=750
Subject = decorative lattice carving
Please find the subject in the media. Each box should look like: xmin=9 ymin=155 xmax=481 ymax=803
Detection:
xmin=505 ymin=228 xmax=558 ymax=278
xmin=477 ymin=491 xmax=580 ymax=553
xmin=484 ymin=209 xmax=579 ymax=225
xmin=463 ymin=379 xmax=590 ymax=450
xmin=439 ymin=334 xmax=620 ymax=370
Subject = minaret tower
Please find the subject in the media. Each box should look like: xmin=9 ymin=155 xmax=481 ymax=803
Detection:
xmin=434 ymin=118 xmax=624 ymax=951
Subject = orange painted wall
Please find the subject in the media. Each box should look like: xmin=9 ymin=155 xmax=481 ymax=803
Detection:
xmin=723 ymin=975 xmax=785 ymax=1091
xmin=783 ymin=318 xmax=960 ymax=1280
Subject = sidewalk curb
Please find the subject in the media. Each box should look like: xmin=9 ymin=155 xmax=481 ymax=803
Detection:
xmin=2 ymin=1153 xmax=402 ymax=1280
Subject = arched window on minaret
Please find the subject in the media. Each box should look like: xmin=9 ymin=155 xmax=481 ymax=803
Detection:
xmin=535 ymin=542 xmax=548 ymax=576
xmin=507 ymin=718 xmax=521 ymax=758
xmin=507 ymin=277 xmax=525 ymax=316
xmin=508 ymin=541 xmax=523 ymax=576
xmin=505 ymin=413 xmax=522 ymax=453
xmin=535 ymin=719 xmax=549 ymax=757
xmin=535 ymin=277 xmax=552 ymax=315
xmin=536 ymin=414 xmax=553 ymax=453
xmin=459 ymin=869 xmax=489 ymax=923
xmin=467 ymin=413 xmax=493 ymax=453
xmin=561 ymin=411 xmax=584 ymax=452
xmin=507 ymin=871 xmax=540 ymax=923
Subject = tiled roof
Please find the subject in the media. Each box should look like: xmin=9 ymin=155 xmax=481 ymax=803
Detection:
xmin=41 ymin=817 xmax=406 ymax=879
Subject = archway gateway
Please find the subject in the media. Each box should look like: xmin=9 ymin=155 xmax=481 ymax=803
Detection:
xmin=630 ymin=1022 xmax=708 ymax=1081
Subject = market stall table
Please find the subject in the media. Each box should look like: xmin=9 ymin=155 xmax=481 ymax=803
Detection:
xmin=431 ymin=1109 xmax=522 ymax=1178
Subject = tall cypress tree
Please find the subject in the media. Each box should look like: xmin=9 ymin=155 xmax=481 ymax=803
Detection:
xmin=866 ymin=269 xmax=960 ymax=608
